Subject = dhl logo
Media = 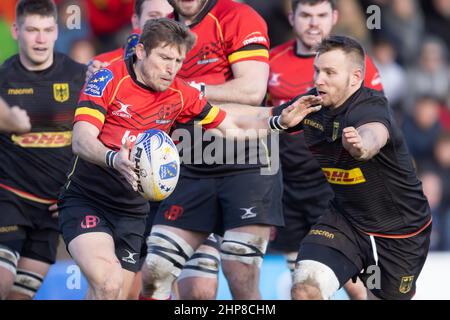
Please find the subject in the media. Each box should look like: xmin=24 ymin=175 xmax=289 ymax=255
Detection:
xmin=12 ymin=131 xmax=72 ymax=148
xmin=322 ymin=167 xmax=366 ymax=185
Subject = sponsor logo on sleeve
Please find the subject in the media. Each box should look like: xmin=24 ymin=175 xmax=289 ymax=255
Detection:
xmin=84 ymin=69 xmax=113 ymax=97
xmin=242 ymin=32 xmax=268 ymax=46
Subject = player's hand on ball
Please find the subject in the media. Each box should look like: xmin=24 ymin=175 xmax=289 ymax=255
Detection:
xmin=9 ymin=106 xmax=31 ymax=133
xmin=342 ymin=126 xmax=367 ymax=160
xmin=279 ymin=95 xmax=322 ymax=128
xmin=86 ymin=60 xmax=110 ymax=82
xmin=115 ymin=138 xmax=139 ymax=191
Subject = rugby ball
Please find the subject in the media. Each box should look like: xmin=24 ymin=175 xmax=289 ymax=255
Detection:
xmin=130 ymin=129 xmax=180 ymax=201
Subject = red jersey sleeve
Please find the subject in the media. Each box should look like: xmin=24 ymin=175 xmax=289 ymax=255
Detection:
xmin=365 ymin=56 xmax=384 ymax=92
xmin=74 ymin=68 xmax=115 ymax=130
xmin=172 ymin=80 xmax=226 ymax=130
xmin=222 ymin=4 xmax=270 ymax=65
xmin=93 ymin=48 xmax=124 ymax=65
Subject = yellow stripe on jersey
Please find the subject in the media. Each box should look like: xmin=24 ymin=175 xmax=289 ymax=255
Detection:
xmin=198 ymin=106 xmax=220 ymax=126
xmin=75 ymin=107 xmax=105 ymax=124
xmin=11 ymin=131 xmax=72 ymax=148
xmin=228 ymin=49 xmax=269 ymax=64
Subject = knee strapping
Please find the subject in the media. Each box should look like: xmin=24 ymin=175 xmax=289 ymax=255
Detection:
xmin=220 ymin=231 xmax=268 ymax=267
xmin=144 ymin=226 xmax=194 ymax=299
xmin=11 ymin=269 xmax=44 ymax=298
xmin=178 ymin=245 xmax=220 ymax=280
xmin=292 ymin=260 xmax=340 ymax=300
xmin=0 ymin=245 xmax=19 ymax=275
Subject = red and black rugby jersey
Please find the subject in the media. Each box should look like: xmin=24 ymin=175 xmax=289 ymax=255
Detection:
xmin=174 ymin=0 xmax=270 ymax=85
xmin=64 ymin=57 xmax=225 ymax=215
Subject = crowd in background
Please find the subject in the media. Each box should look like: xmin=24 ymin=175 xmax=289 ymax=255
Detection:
xmin=1 ymin=0 xmax=450 ymax=250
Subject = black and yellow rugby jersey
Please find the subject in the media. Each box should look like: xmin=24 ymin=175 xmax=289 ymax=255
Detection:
xmin=0 ymin=53 xmax=86 ymax=203
xmin=275 ymin=86 xmax=431 ymax=236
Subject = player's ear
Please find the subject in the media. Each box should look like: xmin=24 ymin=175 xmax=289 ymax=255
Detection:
xmin=288 ymin=11 xmax=294 ymax=27
xmin=11 ymin=22 xmax=19 ymax=40
xmin=351 ymin=67 xmax=363 ymax=87
xmin=332 ymin=9 xmax=339 ymax=27
xmin=131 ymin=14 xmax=139 ymax=30
xmin=135 ymin=43 xmax=146 ymax=60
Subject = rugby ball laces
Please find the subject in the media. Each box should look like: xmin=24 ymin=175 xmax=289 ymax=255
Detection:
xmin=130 ymin=129 xmax=180 ymax=201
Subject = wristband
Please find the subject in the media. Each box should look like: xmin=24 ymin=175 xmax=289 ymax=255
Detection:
xmin=105 ymin=150 xmax=118 ymax=168
xmin=268 ymin=115 xmax=288 ymax=131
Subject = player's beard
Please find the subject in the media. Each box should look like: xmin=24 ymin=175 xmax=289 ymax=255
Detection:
xmin=169 ymin=0 xmax=208 ymax=19
xmin=330 ymin=79 xmax=353 ymax=108
xmin=299 ymin=32 xmax=323 ymax=54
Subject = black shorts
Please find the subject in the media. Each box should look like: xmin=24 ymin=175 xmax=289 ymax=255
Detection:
xmin=298 ymin=207 xmax=431 ymax=300
xmin=153 ymin=171 xmax=284 ymax=235
xmin=0 ymin=189 xmax=59 ymax=264
xmin=269 ymin=178 xmax=332 ymax=253
xmin=139 ymin=202 xmax=222 ymax=269
xmin=59 ymin=195 xmax=146 ymax=272
xmin=139 ymin=201 xmax=160 ymax=263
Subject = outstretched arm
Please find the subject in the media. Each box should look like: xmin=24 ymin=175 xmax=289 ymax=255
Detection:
xmin=215 ymin=95 xmax=322 ymax=137
xmin=342 ymin=122 xmax=389 ymax=161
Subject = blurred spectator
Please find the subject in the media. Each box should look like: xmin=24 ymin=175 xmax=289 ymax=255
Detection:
xmin=55 ymin=0 xmax=92 ymax=55
xmin=242 ymin=0 xmax=293 ymax=48
xmin=402 ymin=96 xmax=442 ymax=165
xmin=419 ymin=171 xmax=448 ymax=250
xmin=0 ymin=0 xmax=18 ymax=63
xmin=378 ymin=0 xmax=424 ymax=66
xmin=422 ymin=0 xmax=450 ymax=54
xmin=86 ymin=0 xmax=134 ymax=51
xmin=423 ymin=132 xmax=450 ymax=211
xmin=405 ymin=36 xmax=450 ymax=111
xmin=406 ymin=38 xmax=448 ymax=107
xmin=372 ymin=36 xmax=407 ymax=109
xmin=69 ymin=39 xmax=96 ymax=64
xmin=439 ymin=101 xmax=450 ymax=130
xmin=0 ymin=18 xmax=18 ymax=64
xmin=0 ymin=0 xmax=17 ymax=22
xmin=333 ymin=0 xmax=371 ymax=49
xmin=427 ymin=132 xmax=450 ymax=250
